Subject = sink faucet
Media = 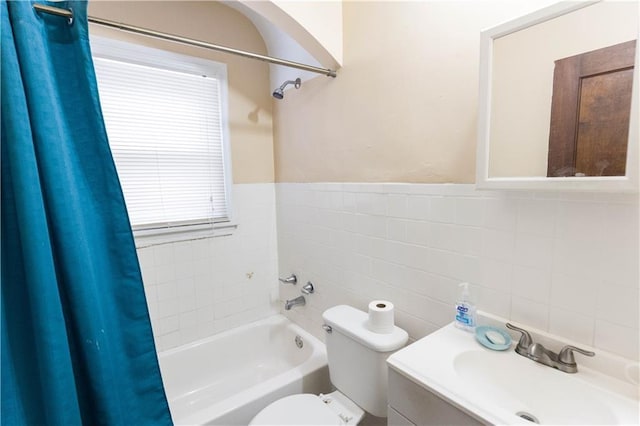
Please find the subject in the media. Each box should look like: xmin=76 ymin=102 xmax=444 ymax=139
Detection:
xmin=505 ymin=323 xmax=595 ymax=373
xmin=284 ymin=295 xmax=306 ymax=310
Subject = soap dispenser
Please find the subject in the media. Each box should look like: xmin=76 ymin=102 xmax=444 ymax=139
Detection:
xmin=454 ymin=282 xmax=476 ymax=332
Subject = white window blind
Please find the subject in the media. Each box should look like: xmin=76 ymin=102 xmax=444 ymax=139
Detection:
xmin=91 ymin=38 xmax=231 ymax=232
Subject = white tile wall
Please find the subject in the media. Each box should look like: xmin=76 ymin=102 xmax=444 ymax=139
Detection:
xmin=276 ymin=183 xmax=640 ymax=361
xmin=137 ymin=184 xmax=279 ymax=351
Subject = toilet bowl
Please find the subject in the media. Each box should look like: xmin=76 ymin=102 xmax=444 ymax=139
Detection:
xmin=249 ymin=391 xmax=364 ymax=425
xmin=249 ymin=305 xmax=408 ymax=425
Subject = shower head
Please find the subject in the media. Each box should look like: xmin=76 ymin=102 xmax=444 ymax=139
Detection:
xmin=272 ymin=78 xmax=301 ymax=100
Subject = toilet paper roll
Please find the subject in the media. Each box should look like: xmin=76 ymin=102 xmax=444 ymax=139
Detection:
xmin=367 ymin=300 xmax=395 ymax=334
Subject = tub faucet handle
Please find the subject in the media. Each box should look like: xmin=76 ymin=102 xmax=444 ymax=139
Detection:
xmin=279 ymin=274 xmax=297 ymax=285
xmin=301 ymin=282 xmax=314 ymax=294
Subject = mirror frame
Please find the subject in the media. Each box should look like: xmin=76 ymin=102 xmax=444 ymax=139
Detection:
xmin=476 ymin=1 xmax=639 ymax=192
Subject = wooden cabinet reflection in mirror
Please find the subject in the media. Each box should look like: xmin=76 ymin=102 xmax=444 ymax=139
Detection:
xmin=547 ymin=40 xmax=636 ymax=177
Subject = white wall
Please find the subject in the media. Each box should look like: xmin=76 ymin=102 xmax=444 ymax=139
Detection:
xmin=271 ymin=0 xmax=343 ymax=65
xmin=241 ymin=0 xmax=343 ymax=69
xmin=277 ymin=183 xmax=639 ymax=361
xmin=138 ymin=184 xmax=279 ymax=351
xmin=228 ymin=2 xmax=324 ymax=93
xmin=272 ymin=1 xmax=559 ymax=183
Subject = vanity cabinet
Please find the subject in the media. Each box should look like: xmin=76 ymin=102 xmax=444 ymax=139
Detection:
xmin=387 ymin=368 xmax=485 ymax=426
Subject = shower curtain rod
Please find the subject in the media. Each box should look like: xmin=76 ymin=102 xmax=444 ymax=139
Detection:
xmin=33 ymin=3 xmax=338 ymax=78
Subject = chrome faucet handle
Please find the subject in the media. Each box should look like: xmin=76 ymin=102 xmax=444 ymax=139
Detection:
xmin=301 ymin=282 xmax=314 ymax=295
xmin=279 ymin=274 xmax=297 ymax=285
xmin=558 ymin=345 xmax=595 ymax=365
xmin=505 ymin=323 xmax=533 ymax=355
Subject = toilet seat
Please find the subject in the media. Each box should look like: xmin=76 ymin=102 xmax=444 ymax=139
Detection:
xmin=249 ymin=391 xmax=364 ymax=425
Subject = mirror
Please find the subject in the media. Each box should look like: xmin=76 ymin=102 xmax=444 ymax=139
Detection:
xmin=477 ymin=1 xmax=639 ymax=192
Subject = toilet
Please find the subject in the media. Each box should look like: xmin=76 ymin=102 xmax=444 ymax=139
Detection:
xmin=250 ymin=305 xmax=409 ymax=425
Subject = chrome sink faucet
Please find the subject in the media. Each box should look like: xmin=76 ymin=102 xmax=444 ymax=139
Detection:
xmin=505 ymin=323 xmax=595 ymax=373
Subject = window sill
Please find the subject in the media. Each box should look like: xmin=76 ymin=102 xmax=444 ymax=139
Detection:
xmin=133 ymin=222 xmax=238 ymax=248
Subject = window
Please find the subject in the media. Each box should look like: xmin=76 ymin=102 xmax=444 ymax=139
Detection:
xmin=91 ymin=37 xmax=233 ymax=242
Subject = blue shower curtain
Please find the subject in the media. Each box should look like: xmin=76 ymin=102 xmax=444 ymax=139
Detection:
xmin=1 ymin=1 xmax=173 ymax=424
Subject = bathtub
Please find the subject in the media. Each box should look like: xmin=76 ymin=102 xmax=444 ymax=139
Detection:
xmin=158 ymin=315 xmax=330 ymax=425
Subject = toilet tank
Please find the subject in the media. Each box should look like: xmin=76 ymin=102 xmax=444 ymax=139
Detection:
xmin=322 ymin=305 xmax=408 ymax=417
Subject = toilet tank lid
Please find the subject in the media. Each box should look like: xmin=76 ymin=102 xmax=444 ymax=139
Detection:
xmin=322 ymin=305 xmax=409 ymax=352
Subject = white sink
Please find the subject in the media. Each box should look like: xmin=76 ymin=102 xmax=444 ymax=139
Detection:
xmin=453 ymin=350 xmax=619 ymax=424
xmin=387 ymin=323 xmax=639 ymax=425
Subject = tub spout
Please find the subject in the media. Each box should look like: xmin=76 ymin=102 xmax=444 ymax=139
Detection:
xmin=285 ymin=296 xmax=306 ymax=310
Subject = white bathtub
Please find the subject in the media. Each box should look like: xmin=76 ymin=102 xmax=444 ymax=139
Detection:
xmin=158 ymin=315 xmax=330 ymax=425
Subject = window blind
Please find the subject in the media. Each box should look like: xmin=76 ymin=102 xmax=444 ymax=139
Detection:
xmin=93 ymin=54 xmax=229 ymax=230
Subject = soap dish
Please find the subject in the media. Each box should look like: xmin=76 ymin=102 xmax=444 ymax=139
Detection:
xmin=475 ymin=326 xmax=512 ymax=351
